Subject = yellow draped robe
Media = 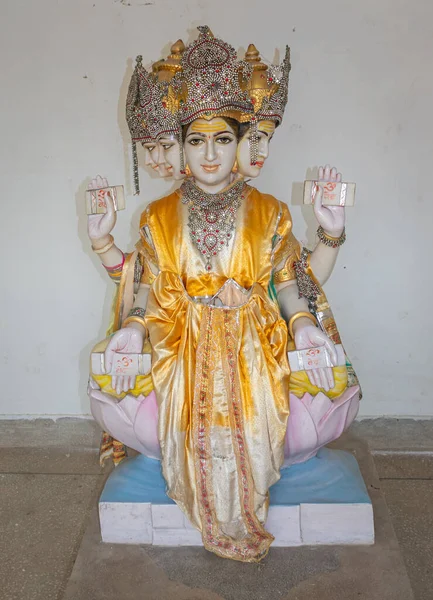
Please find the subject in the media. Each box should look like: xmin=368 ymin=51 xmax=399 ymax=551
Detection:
xmin=138 ymin=184 xmax=301 ymax=562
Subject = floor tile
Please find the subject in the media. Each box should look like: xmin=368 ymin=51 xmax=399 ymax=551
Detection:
xmin=0 ymin=473 xmax=101 ymax=600
xmin=381 ymin=480 xmax=433 ymax=600
xmin=352 ymin=419 xmax=433 ymax=452
xmin=0 ymin=419 xmax=100 ymax=449
xmin=0 ymin=447 xmax=103 ymax=475
xmin=374 ymin=453 xmax=433 ymax=480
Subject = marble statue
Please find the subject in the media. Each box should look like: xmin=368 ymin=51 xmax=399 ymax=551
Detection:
xmin=86 ymin=26 xmax=361 ymax=561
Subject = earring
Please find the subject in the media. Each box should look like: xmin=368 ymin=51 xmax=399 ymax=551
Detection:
xmin=184 ymin=164 xmax=192 ymax=177
xmin=231 ymin=160 xmax=238 ymax=174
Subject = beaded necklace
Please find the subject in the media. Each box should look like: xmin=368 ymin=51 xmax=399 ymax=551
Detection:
xmin=181 ymin=178 xmax=245 ymax=271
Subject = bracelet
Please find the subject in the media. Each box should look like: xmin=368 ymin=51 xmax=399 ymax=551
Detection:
xmin=122 ymin=316 xmax=147 ymax=330
xmin=92 ymin=235 xmax=114 ymax=254
xmin=317 ymin=226 xmax=346 ymax=248
xmin=122 ymin=307 xmax=147 ymax=330
xmin=103 ymin=255 xmax=125 ymax=273
xmin=288 ymin=311 xmax=317 ymax=339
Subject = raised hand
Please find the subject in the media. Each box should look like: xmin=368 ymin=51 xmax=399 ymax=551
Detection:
xmin=294 ymin=320 xmax=337 ymax=392
xmin=87 ymin=175 xmax=117 ymax=243
xmin=313 ymin=165 xmax=345 ymax=237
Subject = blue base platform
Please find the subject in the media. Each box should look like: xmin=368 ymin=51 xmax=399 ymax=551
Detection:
xmin=101 ymin=447 xmax=371 ymax=506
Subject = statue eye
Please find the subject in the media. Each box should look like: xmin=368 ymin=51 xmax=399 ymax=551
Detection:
xmin=162 ymin=143 xmax=174 ymax=150
xmin=188 ymin=138 xmax=204 ymax=146
xmin=216 ymin=136 xmax=234 ymax=145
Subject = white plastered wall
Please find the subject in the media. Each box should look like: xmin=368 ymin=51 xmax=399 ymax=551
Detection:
xmin=0 ymin=0 xmax=432 ymax=416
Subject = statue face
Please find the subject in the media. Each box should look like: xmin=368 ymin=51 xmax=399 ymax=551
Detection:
xmin=141 ymin=141 xmax=171 ymax=178
xmin=159 ymin=134 xmax=185 ymax=180
xmin=183 ymin=118 xmax=237 ymax=188
xmin=236 ymin=120 xmax=276 ymax=179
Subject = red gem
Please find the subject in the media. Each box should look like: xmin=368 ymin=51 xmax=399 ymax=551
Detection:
xmin=197 ymin=239 xmax=201 ymax=242
xmin=204 ymin=229 xmax=207 ymax=232
xmin=213 ymin=252 xmax=217 ymax=255
xmin=196 ymin=82 xmax=199 ymax=87
xmin=216 ymin=230 xmax=219 ymax=233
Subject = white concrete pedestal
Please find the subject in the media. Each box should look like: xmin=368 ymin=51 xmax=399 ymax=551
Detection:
xmin=99 ymin=500 xmax=374 ymax=546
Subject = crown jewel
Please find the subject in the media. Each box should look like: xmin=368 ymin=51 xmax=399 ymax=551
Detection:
xmin=177 ymin=26 xmax=254 ymax=126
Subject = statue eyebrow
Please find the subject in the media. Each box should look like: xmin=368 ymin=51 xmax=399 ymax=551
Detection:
xmin=186 ymin=130 xmax=234 ymax=138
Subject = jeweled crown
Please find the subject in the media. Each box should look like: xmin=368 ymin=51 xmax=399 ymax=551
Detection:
xmin=126 ymin=40 xmax=185 ymax=144
xmin=242 ymin=44 xmax=291 ymax=125
xmin=125 ymin=43 xmax=186 ymax=193
xmin=176 ymin=26 xmax=254 ymax=126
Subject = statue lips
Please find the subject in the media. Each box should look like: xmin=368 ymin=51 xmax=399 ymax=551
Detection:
xmin=201 ymin=164 xmax=220 ymax=172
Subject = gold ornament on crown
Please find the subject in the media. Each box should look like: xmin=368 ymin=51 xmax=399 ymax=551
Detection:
xmin=125 ymin=40 xmax=186 ymax=193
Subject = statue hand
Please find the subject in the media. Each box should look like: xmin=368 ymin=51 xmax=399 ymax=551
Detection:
xmin=104 ymin=326 xmax=145 ymax=395
xmin=87 ymin=175 xmax=117 ymax=243
xmin=293 ymin=318 xmax=336 ymax=392
xmin=313 ymin=165 xmax=345 ymax=237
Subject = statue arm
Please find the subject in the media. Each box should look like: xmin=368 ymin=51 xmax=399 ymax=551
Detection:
xmin=306 ymin=165 xmax=346 ymax=286
xmin=276 ymin=279 xmax=336 ymax=392
xmin=87 ymin=175 xmax=125 ymax=274
xmin=308 ymin=242 xmax=340 ymax=286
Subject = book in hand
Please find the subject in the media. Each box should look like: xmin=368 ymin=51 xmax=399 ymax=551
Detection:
xmin=288 ymin=344 xmax=346 ymax=372
xmin=86 ymin=185 xmax=126 ymax=215
xmin=303 ymin=181 xmax=356 ymax=206
xmin=91 ymin=352 xmax=151 ymax=376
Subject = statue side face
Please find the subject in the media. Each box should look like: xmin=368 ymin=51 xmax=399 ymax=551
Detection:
xmin=142 ymin=141 xmax=171 ymax=178
xmin=237 ymin=120 xmax=276 ymax=178
xmin=159 ymin=134 xmax=184 ymax=180
xmin=183 ymin=118 xmax=237 ymax=187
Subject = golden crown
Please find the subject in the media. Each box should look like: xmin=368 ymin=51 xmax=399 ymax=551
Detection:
xmin=175 ymin=26 xmax=254 ymax=126
xmin=242 ymin=44 xmax=291 ymax=125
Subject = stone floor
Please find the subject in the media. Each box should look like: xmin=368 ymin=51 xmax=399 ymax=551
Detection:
xmin=0 ymin=418 xmax=432 ymax=600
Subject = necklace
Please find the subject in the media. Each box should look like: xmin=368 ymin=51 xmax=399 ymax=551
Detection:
xmin=180 ymin=178 xmax=246 ymax=271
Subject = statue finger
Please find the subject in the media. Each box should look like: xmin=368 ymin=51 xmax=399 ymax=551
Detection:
xmin=323 ymin=337 xmax=337 ymax=365
xmin=307 ymin=369 xmax=316 ymax=387
xmin=111 ymin=375 xmax=117 ymax=392
xmin=318 ymin=166 xmax=324 ymax=180
xmin=103 ymin=190 xmax=115 ymax=216
xmin=324 ymin=164 xmax=331 ymax=180
xmin=337 ymin=172 xmax=342 ymax=182
xmin=330 ymin=167 xmax=337 ymax=181
xmin=311 ymin=368 xmax=321 ymax=388
xmin=326 ymin=367 xmax=335 ymax=390
xmin=319 ymin=368 xmax=329 ymax=391
xmin=116 ymin=377 xmax=123 ymax=396
xmin=313 ymin=185 xmax=324 ymax=218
